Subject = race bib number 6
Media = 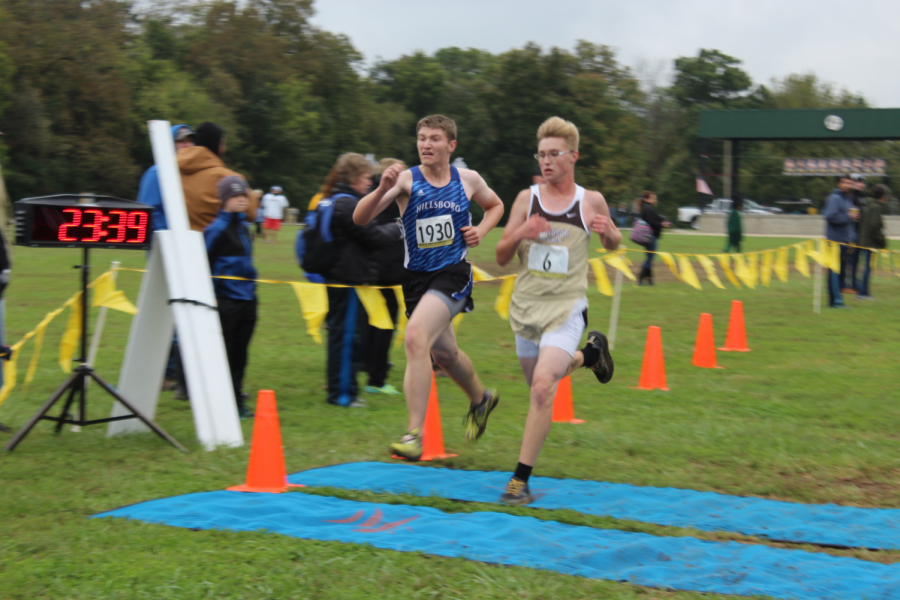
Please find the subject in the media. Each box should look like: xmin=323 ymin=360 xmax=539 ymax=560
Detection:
xmin=416 ymin=215 xmax=455 ymax=248
xmin=528 ymin=243 xmax=569 ymax=278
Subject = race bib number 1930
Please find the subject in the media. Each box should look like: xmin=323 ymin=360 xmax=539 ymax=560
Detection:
xmin=416 ymin=215 xmax=455 ymax=248
xmin=528 ymin=243 xmax=569 ymax=278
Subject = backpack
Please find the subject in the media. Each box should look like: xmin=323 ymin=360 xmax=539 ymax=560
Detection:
xmin=629 ymin=218 xmax=654 ymax=246
xmin=296 ymin=193 xmax=354 ymax=276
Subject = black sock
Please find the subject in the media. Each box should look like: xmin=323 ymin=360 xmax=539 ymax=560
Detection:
xmin=513 ymin=462 xmax=533 ymax=483
xmin=581 ymin=344 xmax=599 ymax=367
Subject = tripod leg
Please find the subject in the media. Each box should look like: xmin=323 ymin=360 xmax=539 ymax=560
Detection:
xmin=79 ymin=373 xmax=87 ymax=424
xmin=5 ymin=371 xmax=81 ymax=451
xmin=55 ymin=379 xmax=81 ymax=434
xmin=89 ymin=371 xmax=188 ymax=453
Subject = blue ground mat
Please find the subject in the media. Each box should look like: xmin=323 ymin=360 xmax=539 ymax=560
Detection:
xmin=289 ymin=462 xmax=900 ymax=550
xmin=96 ymin=490 xmax=900 ymax=600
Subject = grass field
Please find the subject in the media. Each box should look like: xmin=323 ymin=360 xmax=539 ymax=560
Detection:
xmin=1 ymin=229 xmax=899 ymax=599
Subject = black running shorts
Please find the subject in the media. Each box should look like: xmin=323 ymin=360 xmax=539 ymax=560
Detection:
xmin=402 ymin=261 xmax=474 ymax=318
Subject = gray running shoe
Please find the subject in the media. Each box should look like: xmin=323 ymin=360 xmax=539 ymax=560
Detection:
xmin=499 ymin=477 xmax=534 ymax=506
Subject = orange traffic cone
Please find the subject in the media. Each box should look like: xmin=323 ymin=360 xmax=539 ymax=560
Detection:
xmin=552 ymin=376 xmax=585 ymax=424
xmin=393 ymin=373 xmax=457 ymax=462
xmin=692 ymin=313 xmax=723 ymax=369
xmin=634 ymin=326 xmax=669 ymax=390
xmin=227 ymin=390 xmax=305 ymax=493
xmin=719 ymin=300 xmax=751 ymax=352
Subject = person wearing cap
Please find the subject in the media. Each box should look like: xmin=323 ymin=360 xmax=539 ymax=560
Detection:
xmin=204 ymin=175 xmax=258 ymax=418
xmin=137 ymin=124 xmax=196 ymax=235
xmin=179 ymin=122 xmax=258 ymax=232
xmin=823 ymin=174 xmax=858 ymax=308
xmin=261 ymin=185 xmax=289 ymax=243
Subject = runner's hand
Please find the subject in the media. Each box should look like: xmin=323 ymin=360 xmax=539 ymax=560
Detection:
xmin=591 ymin=214 xmax=610 ymax=236
xmin=462 ymin=225 xmax=485 ymax=247
xmin=520 ymin=214 xmax=551 ymax=240
xmin=379 ymin=163 xmax=404 ymax=192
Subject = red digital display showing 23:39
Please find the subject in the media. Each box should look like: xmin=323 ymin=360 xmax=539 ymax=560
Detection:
xmin=34 ymin=207 xmax=150 ymax=245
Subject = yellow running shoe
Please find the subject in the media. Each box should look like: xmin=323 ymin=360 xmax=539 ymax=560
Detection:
xmin=463 ymin=389 xmax=500 ymax=441
xmin=389 ymin=428 xmax=422 ymax=461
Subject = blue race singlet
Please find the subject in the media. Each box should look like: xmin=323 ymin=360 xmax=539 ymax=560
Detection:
xmin=401 ymin=166 xmax=473 ymax=272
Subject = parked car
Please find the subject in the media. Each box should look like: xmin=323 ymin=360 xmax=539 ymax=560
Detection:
xmin=773 ymin=198 xmax=816 ymax=214
xmin=677 ymin=198 xmax=777 ymax=229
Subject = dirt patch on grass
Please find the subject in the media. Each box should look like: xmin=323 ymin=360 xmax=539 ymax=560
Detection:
xmin=773 ymin=470 xmax=900 ymax=507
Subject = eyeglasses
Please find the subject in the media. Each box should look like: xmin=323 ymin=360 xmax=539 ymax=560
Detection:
xmin=534 ymin=150 xmax=572 ymax=161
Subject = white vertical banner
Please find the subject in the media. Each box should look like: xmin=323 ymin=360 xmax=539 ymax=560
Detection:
xmin=108 ymin=120 xmax=243 ymax=449
xmin=107 ymin=246 xmax=174 ymax=436
xmin=157 ymin=228 xmax=243 ymax=448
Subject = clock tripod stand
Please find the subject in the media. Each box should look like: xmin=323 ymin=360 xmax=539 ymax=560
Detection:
xmin=4 ymin=247 xmax=186 ymax=452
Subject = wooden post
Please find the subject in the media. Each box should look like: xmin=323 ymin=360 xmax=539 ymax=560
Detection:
xmin=608 ymin=259 xmax=624 ymax=350
xmin=813 ymin=260 xmax=822 ymax=314
xmin=87 ymin=261 xmax=120 ymax=369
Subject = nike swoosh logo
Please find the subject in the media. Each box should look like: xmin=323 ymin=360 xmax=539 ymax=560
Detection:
xmin=566 ymin=212 xmax=577 ymax=218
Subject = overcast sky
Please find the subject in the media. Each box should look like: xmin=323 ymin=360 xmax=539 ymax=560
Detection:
xmin=310 ymin=0 xmax=899 ymax=107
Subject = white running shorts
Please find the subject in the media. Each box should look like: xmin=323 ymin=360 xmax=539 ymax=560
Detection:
xmin=514 ymin=298 xmax=588 ymax=358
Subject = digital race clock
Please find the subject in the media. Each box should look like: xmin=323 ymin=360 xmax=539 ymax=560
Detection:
xmin=14 ymin=195 xmax=154 ymax=250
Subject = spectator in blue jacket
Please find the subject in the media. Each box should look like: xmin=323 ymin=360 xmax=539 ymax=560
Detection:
xmin=205 ymin=175 xmax=258 ymax=418
xmin=137 ymin=124 xmax=195 ymax=235
xmin=822 ymin=175 xmax=859 ymax=308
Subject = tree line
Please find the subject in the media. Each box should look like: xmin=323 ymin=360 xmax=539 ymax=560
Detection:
xmin=0 ymin=0 xmax=895 ymax=221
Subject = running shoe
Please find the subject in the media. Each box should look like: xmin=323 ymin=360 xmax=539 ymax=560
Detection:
xmin=499 ymin=477 xmax=534 ymax=506
xmin=585 ymin=330 xmax=614 ymax=384
xmin=364 ymin=384 xmax=402 ymax=395
xmin=463 ymin=389 xmax=500 ymax=441
xmin=389 ymin=428 xmax=422 ymax=461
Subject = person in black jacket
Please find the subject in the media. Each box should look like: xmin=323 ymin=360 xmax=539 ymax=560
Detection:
xmin=637 ymin=190 xmax=669 ymax=285
xmin=205 ymin=175 xmax=258 ymax=418
xmin=319 ymin=153 xmax=402 ymax=407
xmin=363 ymin=158 xmax=407 ymax=395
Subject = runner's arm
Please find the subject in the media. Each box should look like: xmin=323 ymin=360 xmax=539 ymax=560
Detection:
xmin=353 ymin=165 xmax=410 ymax=226
xmin=586 ymin=191 xmax=622 ymax=251
xmin=461 ymin=171 xmax=505 ymax=248
xmin=495 ymin=189 xmax=550 ymax=266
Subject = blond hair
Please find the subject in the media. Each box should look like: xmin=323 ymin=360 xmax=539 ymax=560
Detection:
xmin=536 ymin=116 xmax=579 ymax=152
xmin=416 ymin=115 xmax=457 ymax=143
xmin=318 ymin=153 xmax=373 ymax=196
xmin=376 ymin=157 xmax=406 ymax=175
